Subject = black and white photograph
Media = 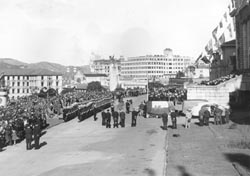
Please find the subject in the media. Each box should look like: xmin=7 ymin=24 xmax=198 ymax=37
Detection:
xmin=0 ymin=0 xmax=249 ymax=175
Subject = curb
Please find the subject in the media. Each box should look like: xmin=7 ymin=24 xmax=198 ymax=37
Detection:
xmin=163 ymin=130 xmax=169 ymax=176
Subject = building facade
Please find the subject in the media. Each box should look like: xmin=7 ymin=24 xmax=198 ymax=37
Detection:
xmin=210 ymin=40 xmax=236 ymax=80
xmin=120 ymin=49 xmax=192 ymax=80
xmin=1 ymin=69 xmax=63 ymax=99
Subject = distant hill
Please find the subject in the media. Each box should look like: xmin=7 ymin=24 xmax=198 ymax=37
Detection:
xmin=0 ymin=58 xmax=27 ymax=66
xmin=27 ymin=62 xmax=66 ymax=73
xmin=0 ymin=58 xmax=91 ymax=75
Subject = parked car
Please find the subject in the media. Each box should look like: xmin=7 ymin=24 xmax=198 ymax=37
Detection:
xmin=181 ymin=99 xmax=208 ymax=115
xmin=191 ymin=102 xmax=228 ymax=118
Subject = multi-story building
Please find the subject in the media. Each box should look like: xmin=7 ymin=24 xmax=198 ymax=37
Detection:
xmin=1 ymin=69 xmax=63 ymax=99
xmin=120 ymin=48 xmax=192 ymax=80
xmin=90 ymin=56 xmax=123 ymax=76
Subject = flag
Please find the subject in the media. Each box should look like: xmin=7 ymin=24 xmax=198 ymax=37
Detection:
xmin=201 ymin=56 xmax=210 ymax=64
xmin=212 ymin=27 xmax=218 ymax=42
xmin=195 ymin=53 xmax=203 ymax=63
xmin=224 ymin=12 xmax=228 ymax=22
xmin=227 ymin=24 xmax=233 ymax=38
xmin=219 ymin=33 xmax=225 ymax=45
xmin=219 ymin=20 xmax=223 ymax=28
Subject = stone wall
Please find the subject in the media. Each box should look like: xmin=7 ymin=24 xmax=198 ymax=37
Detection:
xmin=187 ymin=75 xmax=243 ymax=106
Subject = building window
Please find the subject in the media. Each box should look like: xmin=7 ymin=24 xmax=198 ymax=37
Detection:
xmin=41 ymin=82 xmax=44 ymax=87
xmin=27 ymin=82 xmax=29 ymax=86
xmin=41 ymin=76 xmax=44 ymax=80
xmin=17 ymin=76 xmax=20 ymax=80
xmin=23 ymin=82 xmax=25 ymax=86
xmin=17 ymin=89 xmax=20 ymax=93
xmin=27 ymin=89 xmax=29 ymax=93
xmin=23 ymin=89 xmax=25 ymax=93
xmin=17 ymin=82 xmax=20 ymax=86
xmin=12 ymin=89 xmax=14 ymax=94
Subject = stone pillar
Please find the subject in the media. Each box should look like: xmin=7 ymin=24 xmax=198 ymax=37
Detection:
xmin=109 ymin=63 xmax=119 ymax=91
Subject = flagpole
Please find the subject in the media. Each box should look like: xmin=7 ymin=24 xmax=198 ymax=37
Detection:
xmin=146 ymin=71 xmax=149 ymax=102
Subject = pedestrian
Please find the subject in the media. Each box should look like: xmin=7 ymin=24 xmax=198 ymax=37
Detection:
xmin=126 ymin=100 xmax=130 ymax=114
xmin=185 ymin=109 xmax=192 ymax=128
xmin=203 ymin=109 xmax=210 ymax=126
xmin=170 ymin=110 xmax=178 ymax=129
xmin=5 ymin=124 xmax=12 ymax=146
xmin=106 ymin=109 xmax=111 ymax=128
xmin=119 ymin=109 xmax=126 ymax=127
xmin=225 ymin=108 xmax=230 ymax=124
xmin=131 ymin=108 xmax=138 ymax=127
xmin=93 ymin=104 xmax=98 ymax=121
xmin=199 ymin=109 xmax=204 ymax=126
xmin=113 ymin=110 xmax=119 ymax=128
xmin=33 ymin=122 xmax=41 ymax=150
xmin=25 ymin=125 xmax=33 ymax=150
xmin=214 ymin=106 xmax=222 ymax=125
xmin=143 ymin=102 xmax=147 ymax=118
xmin=161 ymin=111 xmax=168 ymax=130
xmin=101 ymin=110 xmax=106 ymax=126
xmin=12 ymin=129 xmax=18 ymax=145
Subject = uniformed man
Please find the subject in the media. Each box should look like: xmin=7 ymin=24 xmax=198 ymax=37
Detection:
xmin=131 ymin=108 xmax=139 ymax=127
xmin=93 ymin=104 xmax=97 ymax=121
xmin=203 ymin=109 xmax=210 ymax=126
xmin=126 ymin=100 xmax=130 ymax=114
xmin=113 ymin=110 xmax=119 ymax=128
xmin=214 ymin=106 xmax=222 ymax=125
xmin=25 ymin=125 xmax=33 ymax=150
xmin=119 ymin=109 xmax=126 ymax=127
xmin=170 ymin=110 xmax=178 ymax=129
xmin=161 ymin=111 xmax=168 ymax=130
xmin=101 ymin=110 xmax=106 ymax=126
xmin=106 ymin=109 xmax=111 ymax=128
xmin=33 ymin=122 xmax=41 ymax=149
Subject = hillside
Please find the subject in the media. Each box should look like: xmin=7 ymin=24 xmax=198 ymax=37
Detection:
xmin=0 ymin=58 xmax=27 ymax=66
xmin=27 ymin=62 xmax=66 ymax=73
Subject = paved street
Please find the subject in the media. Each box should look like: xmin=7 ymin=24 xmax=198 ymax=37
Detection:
xmin=0 ymin=96 xmax=167 ymax=176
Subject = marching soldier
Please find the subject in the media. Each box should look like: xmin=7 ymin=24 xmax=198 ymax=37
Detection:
xmin=106 ymin=109 xmax=111 ymax=128
xmin=33 ymin=122 xmax=41 ymax=150
xmin=113 ymin=110 xmax=119 ymax=128
xmin=119 ymin=109 xmax=126 ymax=127
xmin=25 ymin=125 xmax=33 ymax=150
xmin=101 ymin=110 xmax=106 ymax=126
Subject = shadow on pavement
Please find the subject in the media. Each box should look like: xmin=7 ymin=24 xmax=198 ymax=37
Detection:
xmin=39 ymin=141 xmax=47 ymax=149
xmin=224 ymin=153 xmax=250 ymax=170
xmin=176 ymin=166 xmax=194 ymax=176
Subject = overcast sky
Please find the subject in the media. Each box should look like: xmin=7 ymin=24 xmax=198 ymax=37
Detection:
xmin=0 ymin=0 xmax=229 ymax=66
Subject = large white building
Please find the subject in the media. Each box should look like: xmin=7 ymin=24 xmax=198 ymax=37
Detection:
xmin=1 ymin=69 xmax=63 ymax=99
xmin=120 ymin=48 xmax=193 ymax=80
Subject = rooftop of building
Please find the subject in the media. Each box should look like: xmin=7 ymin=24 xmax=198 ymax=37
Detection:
xmin=1 ymin=68 xmax=62 ymax=76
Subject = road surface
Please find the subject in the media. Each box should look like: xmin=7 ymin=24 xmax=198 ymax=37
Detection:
xmin=0 ymin=95 xmax=167 ymax=176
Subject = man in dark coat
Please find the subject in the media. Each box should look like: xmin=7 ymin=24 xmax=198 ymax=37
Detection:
xmin=119 ymin=110 xmax=126 ymax=127
xmin=161 ymin=111 xmax=168 ymax=130
xmin=106 ymin=110 xmax=111 ymax=128
xmin=126 ymin=100 xmax=130 ymax=114
xmin=101 ymin=110 xmax=106 ymax=126
xmin=25 ymin=125 xmax=33 ymax=150
xmin=33 ymin=122 xmax=41 ymax=149
xmin=131 ymin=108 xmax=139 ymax=127
xmin=203 ymin=109 xmax=210 ymax=126
xmin=170 ymin=110 xmax=178 ymax=129
xmin=93 ymin=104 xmax=97 ymax=121
xmin=113 ymin=110 xmax=119 ymax=128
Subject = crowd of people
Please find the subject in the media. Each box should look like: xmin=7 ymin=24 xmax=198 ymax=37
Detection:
xmin=0 ymin=90 xmax=113 ymax=150
xmin=199 ymin=74 xmax=237 ymax=86
xmin=148 ymin=87 xmax=187 ymax=103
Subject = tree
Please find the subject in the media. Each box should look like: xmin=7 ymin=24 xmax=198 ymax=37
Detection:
xmin=87 ymin=81 xmax=105 ymax=91
xmin=176 ymin=71 xmax=185 ymax=78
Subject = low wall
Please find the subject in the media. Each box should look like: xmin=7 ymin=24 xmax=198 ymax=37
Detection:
xmin=187 ymin=86 xmax=229 ymax=106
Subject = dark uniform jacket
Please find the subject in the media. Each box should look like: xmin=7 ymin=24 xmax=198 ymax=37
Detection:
xmin=25 ymin=127 xmax=33 ymax=140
